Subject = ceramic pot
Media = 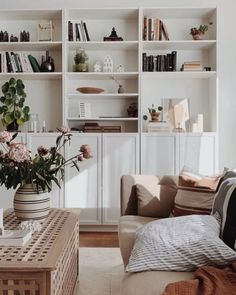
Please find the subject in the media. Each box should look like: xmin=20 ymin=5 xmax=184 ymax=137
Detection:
xmin=6 ymin=120 xmax=19 ymax=132
xmin=192 ymin=33 xmax=204 ymax=40
xmin=14 ymin=184 xmax=50 ymax=221
xmin=150 ymin=112 xmax=161 ymax=122
xmin=73 ymin=63 xmax=88 ymax=72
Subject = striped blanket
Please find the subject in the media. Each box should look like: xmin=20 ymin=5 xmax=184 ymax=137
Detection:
xmin=163 ymin=263 xmax=236 ymax=295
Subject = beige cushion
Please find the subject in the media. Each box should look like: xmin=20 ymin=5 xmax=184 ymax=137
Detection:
xmin=121 ymin=270 xmax=194 ymax=295
xmin=137 ymin=176 xmax=177 ymax=218
xmin=118 ymin=215 xmax=156 ymax=267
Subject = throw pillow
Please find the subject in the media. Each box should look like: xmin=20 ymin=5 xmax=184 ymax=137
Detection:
xmin=172 ymin=170 xmax=221 ymax=217
xmin=212 ymin=171 xmax=236 ymax=250
xmin=126 ymin=215 xmax=236 ymax=272
xmin=136 ymin=176 xmax=177 ymax=218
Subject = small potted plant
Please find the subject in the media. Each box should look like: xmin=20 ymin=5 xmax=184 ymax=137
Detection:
xmin=73 ymin=48 xmax=89 ymax=72
xmin=148 ymin=104 xmax=163 ymax=122
xmin=0 ymin=78 xmax=30 ymax=131
xmin=190 ymin=25 xmax=208 ymax=40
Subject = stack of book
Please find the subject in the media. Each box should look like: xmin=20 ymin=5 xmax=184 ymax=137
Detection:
xmin=83 ymin=123 xmax=121 ymax=133
xmin=143 ymin=17 xmax=169 ymax=41
xmin=68 ymin=21 xmax=90 ymax=41
xmin=0 ymin=52 xmax=41 ymax=73
xmin=181 ymin=61 xmax=203 ymax=72
xmin=143 ymin=51 xmax=177 ymax=72
xmin=148 ymin=121 xmax=170 ymax=132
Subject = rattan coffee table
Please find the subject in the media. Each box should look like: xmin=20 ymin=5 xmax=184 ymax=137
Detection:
xmin=0 ymin=208 xmax=80 ymax=295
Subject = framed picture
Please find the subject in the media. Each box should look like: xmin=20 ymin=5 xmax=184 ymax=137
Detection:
xmin=38 ymin=21 xmax=53 ymax=41
xmin=162 ymin=98 xmax=190 ymax=132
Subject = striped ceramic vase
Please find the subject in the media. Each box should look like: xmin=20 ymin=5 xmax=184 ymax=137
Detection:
xmin=14 ymin=184 xmax=50 ymax=221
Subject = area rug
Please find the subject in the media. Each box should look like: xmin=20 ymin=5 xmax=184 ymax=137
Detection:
xmin=77 ymin=247 xmax=124 ymax=295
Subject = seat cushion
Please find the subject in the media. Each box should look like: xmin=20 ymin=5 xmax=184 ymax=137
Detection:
xmin=121 ymin=270 xmax=194 ymax=295
xmin=118 ymin=215 xmax=156 ymax=267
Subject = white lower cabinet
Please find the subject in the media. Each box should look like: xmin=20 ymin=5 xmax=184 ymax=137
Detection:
xmin=141 ymin=133 xmax=178 ymax=175
xmin=64 ymin=134 xmax=102 ymax=225
xmin=102 ymin=134 xmax=139 ymax=224
xmin=179 ymin=133 xmax=218 ymax=175
xmin=27 ymin=133 xmax=62 ymax=208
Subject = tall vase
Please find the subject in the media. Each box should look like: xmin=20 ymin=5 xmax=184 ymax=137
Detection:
xmin=14 ymin=184 xmax=50 ymax=221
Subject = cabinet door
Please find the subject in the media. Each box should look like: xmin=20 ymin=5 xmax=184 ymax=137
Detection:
xmin=0 ymin=133 xmax=26 ymax=209
xmin=141 ymin=133 xmax=178 ymax=175
xmin=102 ymin=134 xmax=139 ymax=224
xmin=27 ymin=133 xmax=62 ymax=208
xmin=64 ymin=134 xmax=101 ymax=225
xmin=179 ymin=133 xmax=218 ymax=175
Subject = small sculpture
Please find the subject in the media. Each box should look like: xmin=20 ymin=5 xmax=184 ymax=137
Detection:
xmin=94 ymin=61 xmax=102 ymax=72
xmin=41 ymin=50 xmax=55 ymax=72
xmin=104 ymin=27 xmax=123 ymax=41
xmin=103 ymin=55 xmax=113 ymax=72
xmin=116 ymin=64 xmax=124 ymax=72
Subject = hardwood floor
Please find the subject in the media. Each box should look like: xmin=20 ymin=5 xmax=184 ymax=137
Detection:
xmin=80 ymin=232 xmax=119 ymax=247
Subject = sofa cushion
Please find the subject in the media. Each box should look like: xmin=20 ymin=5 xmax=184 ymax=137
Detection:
xmin=118 ymin=215 xmax=156 ymax=267
xmin=137 ymin=176 xmax=177 ymax=218
xmin=121 ymin=270 xmax=194 ymax=295
xmin=172 ymin=171 xmax=221 ymax=217
xmin=212 ymin=171 xmax=236 ymax=250
xmin=126 ymin=215 xmax=236 ymax=272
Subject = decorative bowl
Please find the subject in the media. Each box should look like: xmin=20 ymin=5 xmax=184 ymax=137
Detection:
xmin=76 ymin=87 xmax=104 ymax=94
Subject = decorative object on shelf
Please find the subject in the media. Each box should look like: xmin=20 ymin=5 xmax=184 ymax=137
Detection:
xmin=93 ymin=61 xmax=102 ymax=72
xmin=78 ymin=102 xmax=91 ymax=118
xmin=28 ymin=113 xmax=40 ymax=133
xmin=10 ymin=35 xmax=19 ymax=42
xmin=0 ymin=31 xmax=9 ymax=42
xmin=204 ymin=66 xmax=211 ymax=71
xmin=0 ymin=129 xmax=93 ymax=221
xmin=38 ymin=21 xmax=53 ymax=41
xmin=190 ymin=25 xmax=208 ymax=40
xmin=148 ymin=104 xmax=163 ymax=122
xmin=0 ymin=78 xmax=30 ymax=131
xmin=42 ymin=120 xmax=46 ymax=132
xmin=163 ymin=98 xmax=189 ymax=132
xmin=20 ymin=31 xmax=30 ymax=42
xmin=116 ymin=64 xmax=124 ymax=72
xmin=181 ymin=61 xmax=203 ymax=72
xmin=19 ymin=220 xmax=42 ymax=233
xmin=73 ymin=48 xmax=89 ymax=72
xmin=0 ymin=208 xmax=4 ymax=236
xmin=191 ymin=122 xmax=198 ymax=132
xmin=76 ymin=87 xmax=104 ymax=94
xmin=127 ymin=102 xmax=138 ymax=118
xmin=111 ymin=76 xmax=125 ymax=94
xmin=40 ymin=50 xmax=55 ymax=72
xmin=103 ymin=55 xmax=113 ymax=72
xmin=197 ymin=113 xmax=203 ymax=132
xmin=104 ymin=27 xmax=123 ymax=41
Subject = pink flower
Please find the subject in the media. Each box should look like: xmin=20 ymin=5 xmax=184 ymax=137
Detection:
xmin=0 ymin=131 xmax=13 ymax=143
xmin=80 ymin=144 xmax=93 ymax=159
xmin=57 ymin=126 xmax=71 ymax=134
xmin=77 ymin=155 xmax=84 ymax=162
xmin=8 ymin=143 xmax=30 ymax=163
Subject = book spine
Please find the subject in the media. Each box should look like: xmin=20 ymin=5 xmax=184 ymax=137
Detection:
xmin=171 ymin=51 xmax=177 ymax=71
xmin=5 ymin=52 xmax=13 ymax=73
xmin=68 ymin=21 xmax=73 ymax=41
xmin=24 ymin=53 xmax=33 ymax=72
xmin=10 ymin=52 xmax=18 ymax=72
xmin=19 ymin=53 xmax=26 ymax=72
xmin=79 ymin=22 xmax=85 ymax=41
xmin=142 ymin=53 xmax=147 ymax=72
xmin=15 ymin=53 xmax=23 ymax=72
xmin=83 ymin=22 xmax=90 ymax=41
xmin=143 ymin=16 xmax=147 ymax=40
xmin=148 ymin=18 xmax=152 ymax=41
xmin=75 ymin=23 xmax=80 ymax=41
xmin=28 ymin=54 xmax=41 ymax=72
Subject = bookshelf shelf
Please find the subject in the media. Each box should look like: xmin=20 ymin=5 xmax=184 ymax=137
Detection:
xmin=0 ymin=42 xmax=62 ymax=51
xmin=67 ymin=41 xmax=139 ymax=51
xmin=142 ymin=40 xmax=216 ymax=51
xmin=142 ymin=71 xmax=216 ymax=79
xmin=67 ymin=117 xmax=138 ymax=121
xmin=0 ymin=72 xmax=62 ymax=80
xmin=67 ymin=93 xmax=139 ymax=98
xmin=66 ymin=72 xmax=139 ymax=80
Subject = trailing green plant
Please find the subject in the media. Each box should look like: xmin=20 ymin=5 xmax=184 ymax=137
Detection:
xmin=148 ymin=104 xmax=163 ymax=114
xmin=190 ymin=25 xmax=208 ymax=36
xmin=0 ymin=78 xmax=30 ymax=128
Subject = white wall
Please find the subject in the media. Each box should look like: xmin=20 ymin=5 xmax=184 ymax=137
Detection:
xmin=1 ymin=0 xmax=236 ymax=169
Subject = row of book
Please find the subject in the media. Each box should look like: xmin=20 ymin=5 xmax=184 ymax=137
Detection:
xmin=83 ymin=123 xmax=121 ymax=133
xmin=181 ymin=61 xmax=203 ymax=71
xmin=143 ymin=17 xmax=169 ymax=41
xmin=143 ymin=51 xmax=177 ymax=72
xmin=68 ymin=21 xmax=90 ymax=42
xmin=0 ymin=52 xmax=41 ymax=73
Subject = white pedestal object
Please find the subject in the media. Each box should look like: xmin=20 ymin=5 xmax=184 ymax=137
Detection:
xmin=197 ymin=114 xmax=203 ymax=132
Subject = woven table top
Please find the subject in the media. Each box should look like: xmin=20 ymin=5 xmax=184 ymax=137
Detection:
xmin=0 ymin=208 xmax=80 ymax=271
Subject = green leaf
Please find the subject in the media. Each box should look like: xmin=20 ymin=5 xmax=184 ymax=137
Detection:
xmin=16 ymin=118 xmax=25 ymax=125
xmin=14 ymin=110 xmax=21 ymax=119
xmin=0 ymin=96 xmax=6 ymax=103
xmin=4 ymin=113 xmax=14 ymax=124
xmin=0 ymin=105 xmax=8 ymax=114
xmin=5 ymin=98 xmax=13 ymax=106
xmin=23 ymin=106 xmax=30 ymax=114
xmin=9 ymin=78 xmax=16 ymax=85
xmin=2 ymin=82 xmax=9 ymax=94
xmin=9 ymin=86 xmax=16 ymax=96
xmin=23 ymin=113 xmax=30 ymax=122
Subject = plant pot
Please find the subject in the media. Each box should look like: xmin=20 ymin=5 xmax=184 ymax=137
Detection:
xmin=192 ymin=33 xmax=204 ymax=40
xmin=73 ymin=63 xmax=89 ymax=72
xmin=150 ymin=112 xmax=161 ymax=122
xmin=6 ymin=120 xmax=19 ymax=132
xmin=14 ymin=184 xmax=50 ymax=221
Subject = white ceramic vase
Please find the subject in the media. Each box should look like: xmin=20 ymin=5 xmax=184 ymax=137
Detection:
xmin=14 ymin=184 xmax=50 ymax=221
